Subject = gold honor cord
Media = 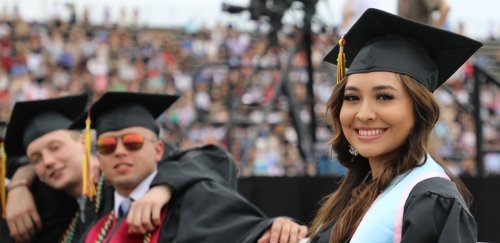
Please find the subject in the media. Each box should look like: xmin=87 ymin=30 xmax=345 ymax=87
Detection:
xmin=82 ymin=112 xmax=96 ymax=198
xmin=337 ymin=37 xmax=346 ymax=84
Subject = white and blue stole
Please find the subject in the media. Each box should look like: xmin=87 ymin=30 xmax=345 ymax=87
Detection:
xmin=350 ymin=155 xmax=449 ymax=243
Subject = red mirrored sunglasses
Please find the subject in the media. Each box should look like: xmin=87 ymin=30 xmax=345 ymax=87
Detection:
xmin=96 ymin=133 xmax=155 ymax=155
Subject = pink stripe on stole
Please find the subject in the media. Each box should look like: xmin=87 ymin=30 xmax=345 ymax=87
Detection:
xmin=393 ymin=172 xmax=449 ymax=243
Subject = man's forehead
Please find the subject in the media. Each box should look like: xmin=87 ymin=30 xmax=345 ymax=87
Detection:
xmin=98 ymin=126 xmax=156 ymax=137
xmin=27 ymin=129 xmax=75 ymax=151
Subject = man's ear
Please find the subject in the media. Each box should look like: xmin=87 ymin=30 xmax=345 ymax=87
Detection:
xmin=155 ymin=140 xmax=164 ymax=163
xmin=90 ymin=155 xmax=101 ymax=183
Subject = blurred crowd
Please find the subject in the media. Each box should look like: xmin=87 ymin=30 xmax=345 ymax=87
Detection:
xmin=0 ymin=4 xmax=498 ymax=177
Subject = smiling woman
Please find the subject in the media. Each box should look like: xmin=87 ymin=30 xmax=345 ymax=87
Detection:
xmin=305 ymin=8 xmax=481 ymax=243
xmin=339 ymin=72 xmax=416 ymax=178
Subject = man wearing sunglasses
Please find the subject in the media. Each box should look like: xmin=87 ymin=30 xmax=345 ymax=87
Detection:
xmin=72 ymin=91 xmax=307 ymax=243
xmin=2 ymin=94 xmax=250 ymax=243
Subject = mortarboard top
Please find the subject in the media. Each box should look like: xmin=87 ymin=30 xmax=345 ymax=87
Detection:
xmin=324 ymin=8 xmax=482 ymax=92
xmin=70 ymin=92 xmax=179 ymax=137
xmin=4 ymin=95 xmax=89 ymax=157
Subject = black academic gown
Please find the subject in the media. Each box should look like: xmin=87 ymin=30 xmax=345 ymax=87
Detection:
xmin=157 ymin=179 xmax=273 ymax=243
xmin=85 ymin=144 xmax=274 ymax=243
xmin=311 ymin=177 xmax=477 ymax=243
xmin=153 ymin=145 xmax=274 ymax=243
xmin=25 ymin=179 xmax=78 ymax=243
xmin=0 ymin=218 xmax=14 ymax=243
xmin=71 ymin=181 xmax=114 ymax=243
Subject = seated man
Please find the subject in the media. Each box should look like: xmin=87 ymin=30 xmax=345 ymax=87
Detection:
xmin=72 ymin=92 xmax=307 ymax=243
xmin=4 ymin=95 xmax=94 ymax=243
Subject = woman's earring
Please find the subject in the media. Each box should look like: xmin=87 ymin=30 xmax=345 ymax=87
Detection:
xmin=349 ymin=144 xmax=358 ymax=156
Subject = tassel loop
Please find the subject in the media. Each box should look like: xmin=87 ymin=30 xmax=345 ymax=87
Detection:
xmin=337 ymin=37 xmax=346 ymax=84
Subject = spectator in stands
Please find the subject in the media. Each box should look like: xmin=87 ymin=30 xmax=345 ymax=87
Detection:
xmin=398 ymin=0 xmax=451 ymax=28
xmin=306 ymin=8 xmax=480 ymax=242
xmin=337 ymin=0 xmax=380 ymax=37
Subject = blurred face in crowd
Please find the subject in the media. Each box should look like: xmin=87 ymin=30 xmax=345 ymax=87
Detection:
xmin=340 ymin=71 xmax=415 ymax=167
xmin=26 ymin=130 xmax=84 ymax=197
xmin=96 ymin=126 xmax=163 ymax=197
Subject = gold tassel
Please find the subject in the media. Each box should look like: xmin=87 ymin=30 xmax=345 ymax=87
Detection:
xmin=1 ymin=142 xmax=6 ymax=219
xmin=337 ymin=37 xmax=346 ymax=84
xmin=82 ymin=111 xmax=96 ymax=198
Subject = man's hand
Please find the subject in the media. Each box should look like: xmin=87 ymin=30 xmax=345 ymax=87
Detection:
xmin=6 ymin=185 xmax=41 ymax=243
xmin=257 ymin=217 xmax=308 ymax=243
xmin=126 ymin=185 xmax=172 ymax=234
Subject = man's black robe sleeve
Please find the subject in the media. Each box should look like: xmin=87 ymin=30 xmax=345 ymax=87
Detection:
xmin=159 ymin=180 xmax=273 ymax=243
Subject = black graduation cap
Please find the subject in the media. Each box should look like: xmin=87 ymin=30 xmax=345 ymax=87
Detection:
xmin=324 ymin=8 xmax=482 ymax=92
xmin=4 ymin=95 xmax=89 ymax=157
xmin=70 ymin=92 xmax=179 ymax=136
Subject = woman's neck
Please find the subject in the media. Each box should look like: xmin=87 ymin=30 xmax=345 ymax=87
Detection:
xmin=367 ymin=151 xmax=400 ymax=179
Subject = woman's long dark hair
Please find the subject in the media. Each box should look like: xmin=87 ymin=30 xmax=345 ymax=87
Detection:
xmin=308 ymin=74 xmax=472 ymax=242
